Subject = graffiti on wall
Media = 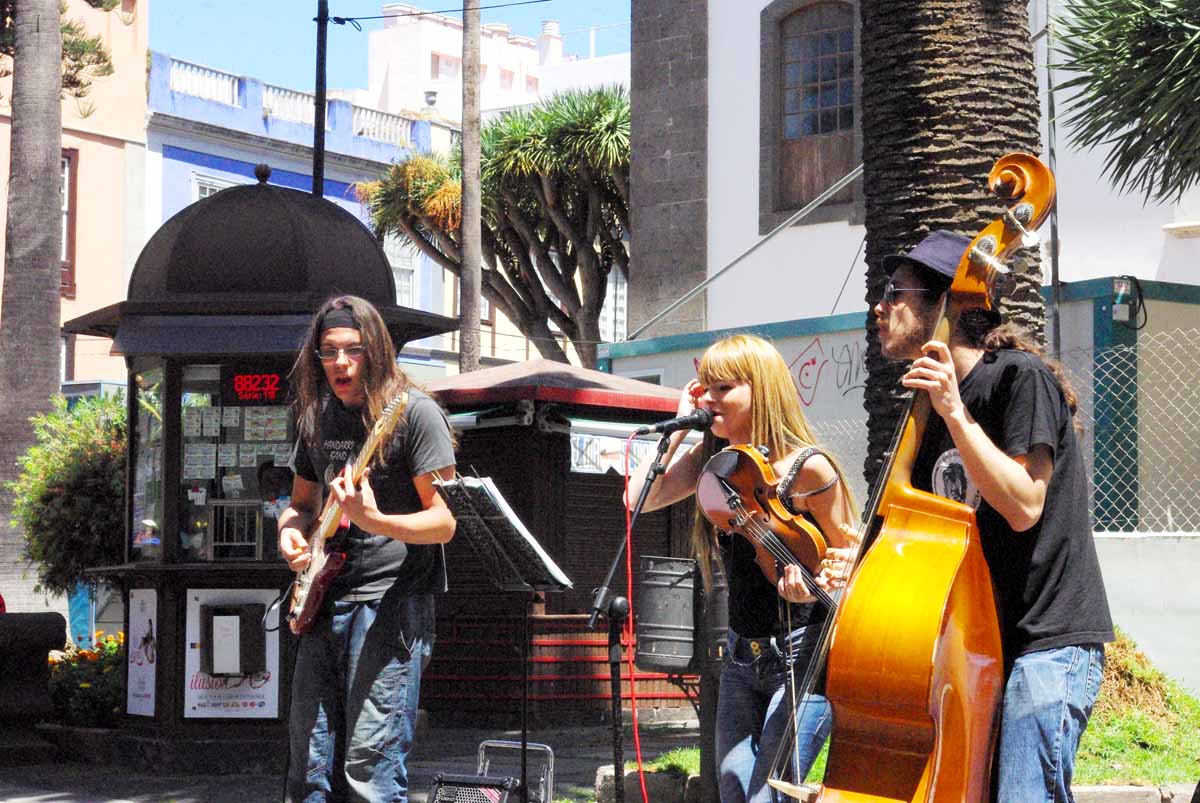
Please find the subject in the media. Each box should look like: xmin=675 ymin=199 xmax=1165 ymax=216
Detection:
xmin=788 ymin=336 xmax=867 ymax=407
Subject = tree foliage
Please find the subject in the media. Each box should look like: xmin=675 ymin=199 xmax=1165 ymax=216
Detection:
xmin=1056 ymin=1 xmax=1200 ymax=203
xmin=0 ymin=0 xmax=116 ymax=97
xmin=358 ymin=86 xmax=630 ymax=367
xmin=7 ymin=394 xmax=126 ymax=596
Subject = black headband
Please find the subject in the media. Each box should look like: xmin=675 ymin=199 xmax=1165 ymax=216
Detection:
xmin=319 ymin=308 xmax=359 ymax=332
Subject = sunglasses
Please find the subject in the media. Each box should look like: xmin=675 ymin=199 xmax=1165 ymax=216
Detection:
xmin=881 ymin=277 xmax=938 ymax=305
xmin=315 ymin=345 xmax=367 ymax=363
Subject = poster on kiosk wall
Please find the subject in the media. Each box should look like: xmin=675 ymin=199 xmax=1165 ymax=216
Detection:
xmin=183 ymin=588 xmax=280 ymax=719
xmin=127 ymin=589 xmax=157 ymax=717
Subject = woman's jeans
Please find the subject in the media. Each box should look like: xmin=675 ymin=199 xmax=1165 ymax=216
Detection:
xmin=285 ymin=593 xmax=434 ymax=803
xmin=995 ymin=643 xmax=1106 ymax=803
xmin=716 ymin=627 xmax=831 ymax=803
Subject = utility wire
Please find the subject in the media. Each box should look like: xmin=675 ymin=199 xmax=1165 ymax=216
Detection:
xmin=328 ymin=0 xmax=552 ymax=26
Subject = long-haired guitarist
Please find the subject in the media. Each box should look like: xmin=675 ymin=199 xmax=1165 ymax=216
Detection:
xmin=277 ymin=295 xmax=456 ymax=803
xmin=876 ymin=230 xmax=1113 ymax=803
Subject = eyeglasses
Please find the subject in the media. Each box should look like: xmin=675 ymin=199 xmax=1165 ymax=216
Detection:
xmin=881 ymin=277 xmax=937 ymax=305
xmin=315 ymin=345 xmax=367 ymax=362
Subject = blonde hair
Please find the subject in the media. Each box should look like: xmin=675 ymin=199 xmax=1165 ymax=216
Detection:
xmin=690 ymin=334 xmax=858 ymax=589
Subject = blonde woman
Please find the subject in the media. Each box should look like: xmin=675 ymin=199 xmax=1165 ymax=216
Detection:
xmin=627 ymin=333 xmax=857 ymax=803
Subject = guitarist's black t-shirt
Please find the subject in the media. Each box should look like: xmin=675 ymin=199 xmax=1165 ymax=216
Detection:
xmin=292 ymin=388 xmax=456 ymax=602
xmin=911 ymin=348 xmax=1113 ymax=657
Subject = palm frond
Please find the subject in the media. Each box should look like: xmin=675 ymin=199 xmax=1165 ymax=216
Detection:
xmin=1056 ymin=0 xmax=1200 ymax=203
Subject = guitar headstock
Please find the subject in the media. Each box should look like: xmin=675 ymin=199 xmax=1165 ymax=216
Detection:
xmin=355 ymin=391 xmax=410 ymax=475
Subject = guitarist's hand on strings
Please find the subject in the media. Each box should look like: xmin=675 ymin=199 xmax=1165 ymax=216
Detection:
xmin=330 ymin=463 xmax=381 ymax=531
xmin=279 ymin=526 xmax=311 ymax=572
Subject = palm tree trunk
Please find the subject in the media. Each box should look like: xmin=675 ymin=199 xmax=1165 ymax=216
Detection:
xmin=860 ymin=0 xmax=1043 ymax=488
xmin=458 ymin=1 xmax=482 ymax=373
xmin=0 ymin=0 xmax=65 ymax=610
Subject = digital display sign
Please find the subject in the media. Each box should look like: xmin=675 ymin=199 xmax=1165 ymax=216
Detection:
xmin=226 ymin=372 xmax=285 ymax=402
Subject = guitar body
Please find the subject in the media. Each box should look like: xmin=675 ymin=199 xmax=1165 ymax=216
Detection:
xmin=696 ymin=444 xmax=828 ymax=582
xmin=284 ymin=392 xmax=410 ymax=637
xmin=286 ymin=519 xmax=349 ymax=636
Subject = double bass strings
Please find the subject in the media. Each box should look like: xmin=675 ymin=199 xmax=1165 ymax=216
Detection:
xmin=763 ymin=291 xmax=955 ymax=794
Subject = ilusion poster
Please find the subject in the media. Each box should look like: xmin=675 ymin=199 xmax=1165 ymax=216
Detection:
xmin=183 ymin=588 xmax=280 ymax=719
xmin=126 ymin=589 xmax=157 ymax=717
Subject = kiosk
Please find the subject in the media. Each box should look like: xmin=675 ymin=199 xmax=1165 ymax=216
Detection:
xmin=63 ymin=165 xmax=457 ymax=772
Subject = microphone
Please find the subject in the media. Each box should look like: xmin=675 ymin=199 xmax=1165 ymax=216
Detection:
xmin=634 ymin=407 xmax=713 ymax=436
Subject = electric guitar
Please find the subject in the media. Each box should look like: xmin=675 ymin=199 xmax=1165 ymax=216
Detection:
xmin=286 ymin=392 xmax=408 ymax=635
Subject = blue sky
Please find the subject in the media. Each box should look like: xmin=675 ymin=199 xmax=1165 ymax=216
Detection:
xmin=150 ymin=0 xmax=632 ymax=92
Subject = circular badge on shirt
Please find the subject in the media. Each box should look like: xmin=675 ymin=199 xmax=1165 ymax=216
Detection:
xmin=931 ymin=448 xmax=981 ymax=510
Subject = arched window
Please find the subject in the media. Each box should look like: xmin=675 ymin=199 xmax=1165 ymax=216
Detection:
xmin=760 ymin=0 xmax=858 ymax=231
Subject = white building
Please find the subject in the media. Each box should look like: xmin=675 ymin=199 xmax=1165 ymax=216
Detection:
xmin=342 ymin=4 xmax=629 ymax=123
xmin=614 ymin=0 xmax=1200 ymax=695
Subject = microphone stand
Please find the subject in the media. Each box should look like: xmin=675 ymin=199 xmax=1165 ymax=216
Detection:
xmin=588 ymin=432 xmax=673 ymax=803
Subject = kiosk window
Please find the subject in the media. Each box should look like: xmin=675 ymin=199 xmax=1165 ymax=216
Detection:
xmin=131 ymin=368 xmax=164 ymax=562
xmin=179 ymin=365 xmax=293 ymax=562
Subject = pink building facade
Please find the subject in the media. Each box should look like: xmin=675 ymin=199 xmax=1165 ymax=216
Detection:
xmin=0 ymin=0 xmax=149 ymax=383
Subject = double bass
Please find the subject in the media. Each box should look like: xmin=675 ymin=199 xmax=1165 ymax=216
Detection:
xmin=772 ymin=153 xmax=1057 ymax=802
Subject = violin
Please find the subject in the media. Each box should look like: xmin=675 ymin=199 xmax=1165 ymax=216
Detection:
xmin=696 ymin=444 xmax=834 ymax=607
xmin=768 ymin=153 xmax=1057 ymax=803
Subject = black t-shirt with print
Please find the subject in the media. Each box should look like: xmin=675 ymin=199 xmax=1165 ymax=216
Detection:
xmin=292 ymin=387 xmax=456 ymax=602
xmin=912 ymin=348 xmax=1113 ymax=657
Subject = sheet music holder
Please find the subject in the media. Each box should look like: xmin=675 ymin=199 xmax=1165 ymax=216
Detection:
xmin=434 ymin=475 xmax=572 ymax=803
xmin=434 ymin=475 xmax=572 ymax=593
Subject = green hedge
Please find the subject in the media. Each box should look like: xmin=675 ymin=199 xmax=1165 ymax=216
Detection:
xmin=7 ymin=394 xmax=126 ymax=596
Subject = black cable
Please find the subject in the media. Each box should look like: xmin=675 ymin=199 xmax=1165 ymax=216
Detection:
xmin=326 ymin=0 xmax=552 ymax=25
xmin=1126 ymin=275 xmax=1149 ymax=331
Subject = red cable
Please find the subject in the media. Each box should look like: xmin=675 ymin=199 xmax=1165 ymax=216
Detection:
xmin=624 ymin=432 xmax=650 ymax=803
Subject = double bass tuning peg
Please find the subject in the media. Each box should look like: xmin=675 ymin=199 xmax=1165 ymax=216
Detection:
xmin=755 ymin=445 xmax=770 ymax=458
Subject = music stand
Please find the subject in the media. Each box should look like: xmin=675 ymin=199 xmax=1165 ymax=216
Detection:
xmin=434 ymin=476 xmax=573 ymax=803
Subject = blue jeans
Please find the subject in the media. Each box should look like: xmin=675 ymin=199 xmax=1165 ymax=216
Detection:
xmin=285 ymin=593 xmax=434 ymax=803
xmin=716 ymin=628 xmax=831 ymax=803
xmin=995 ymin=644 xmax=1105 ymax=803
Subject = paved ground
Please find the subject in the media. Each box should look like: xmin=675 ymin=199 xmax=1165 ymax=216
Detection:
xmin=0 ymin=720 xmax=701 ymax=802
xmin=0 ymin=721 xmax=1195 ymax=802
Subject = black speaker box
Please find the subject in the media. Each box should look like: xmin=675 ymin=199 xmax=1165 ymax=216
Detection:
xmin=429 ymin=773 xmax=516 ymax=803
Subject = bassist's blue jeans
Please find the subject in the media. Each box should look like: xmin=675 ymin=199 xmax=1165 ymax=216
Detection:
xmin=285 ymin=593 xmax=434 ymax=803
xmin=995 ymin=643 xmax=1105 ymax=803
xmin=716 ymin=628 xmax=831 ymax=803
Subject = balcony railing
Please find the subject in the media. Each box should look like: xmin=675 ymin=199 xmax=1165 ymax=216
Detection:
xmin=169 ymin=58 xmax=240 ymax=107
xmin=352 ymin=106 xmax=413 ymax=146
xmin=264 ymin=84 xmax=328 ymax=128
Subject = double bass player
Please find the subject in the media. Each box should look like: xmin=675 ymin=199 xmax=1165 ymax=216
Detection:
xmin=875 ymin=230 xmax=1114 ymax=802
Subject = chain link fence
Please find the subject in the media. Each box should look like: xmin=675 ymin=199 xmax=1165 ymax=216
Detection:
xmin=1058 ymin=327 xmax=1200 ymax=533
xmin=809 ymin=328 xmax=1200 ymax=533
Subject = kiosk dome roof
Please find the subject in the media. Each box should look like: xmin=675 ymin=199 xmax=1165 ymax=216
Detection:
xmin=129 ymin=164 xmax=394 ymax=308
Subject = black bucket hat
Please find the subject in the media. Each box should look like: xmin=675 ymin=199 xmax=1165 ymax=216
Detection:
xmin=881 ymin=230 xmax=973 ymax=280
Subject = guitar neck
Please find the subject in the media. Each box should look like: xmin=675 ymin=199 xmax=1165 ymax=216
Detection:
xmin=309 ymin=395 xmax=405 ymax=549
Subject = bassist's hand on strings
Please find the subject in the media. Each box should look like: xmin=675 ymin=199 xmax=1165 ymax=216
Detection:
xmin=330 ymin=463 xmax=382 ymax=532
xmin=815 ymin=546 xmax=854 ymax=592
xmin=902 ymin=340 xmax=967 ymax=424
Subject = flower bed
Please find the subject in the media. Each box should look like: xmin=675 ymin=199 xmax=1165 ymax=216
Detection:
xmin=48 ymin=630 xmax=125 ymax=727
